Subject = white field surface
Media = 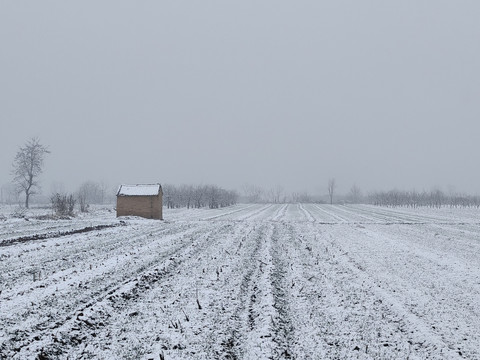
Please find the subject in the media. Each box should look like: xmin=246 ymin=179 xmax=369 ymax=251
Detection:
xmin=1 ymin=204 xmax=479 ymax=359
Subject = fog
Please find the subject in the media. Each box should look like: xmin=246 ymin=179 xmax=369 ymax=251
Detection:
xmin=1 ymin=1 xmax=480 ymax=197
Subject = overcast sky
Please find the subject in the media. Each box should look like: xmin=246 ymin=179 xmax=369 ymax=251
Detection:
xmin=1 ymin=1 xmax=480 ymax=196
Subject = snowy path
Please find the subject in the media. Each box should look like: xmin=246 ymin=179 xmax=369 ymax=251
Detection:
xmin=1 ymin=204 xmax=479 ymax=359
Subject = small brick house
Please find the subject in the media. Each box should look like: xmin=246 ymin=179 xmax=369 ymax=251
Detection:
xmin=116 ymin=184 xmax=163 ymax=220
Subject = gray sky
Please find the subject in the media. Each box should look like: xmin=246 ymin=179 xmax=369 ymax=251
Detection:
xmin=1 ymin=1 xmax=480 ymax=196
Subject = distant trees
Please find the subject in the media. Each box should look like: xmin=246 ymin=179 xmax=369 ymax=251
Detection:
xmin=243 ymin=184 xmax=317 ymax=204
xmin=242 ymin=184 xmax=264 ymax=203
xmin=347 ymin=184 xmax=363 ymax=204
xmin=11 ymin=138 xmax=50 ymax=208
xmin=242 ymin=184 xmax=319 ymax=204
xmin=327 ymin=178 xmax=336 ymax=205
xmin=76 ymin=181 xmax=107 ymax=212
xmin=206 ymin=185 xmax=220 ymax=209
xmin=0 ymin=183 xmax=20 ymax=205
xmin=266 ymin=185 xmax=285 ymax=204
xmin=163 ymin=184 xmax=238 ymax=209
xmin=291 ymin=191 xmax=312 ymax=203
xmin=192 ymin=185 xmax=206 ymax=208
xmin=368 ymin=189 xmax=480 ymax=208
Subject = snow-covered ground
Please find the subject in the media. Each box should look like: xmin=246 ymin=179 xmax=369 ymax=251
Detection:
xmin=1 ymin=204 xmax=479 ymax=359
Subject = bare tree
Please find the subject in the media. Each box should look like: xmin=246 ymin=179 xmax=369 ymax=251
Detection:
xmin=348 ymin=184 xmax=362 ymax=204
xmin=77 ymin=182 xmax=91 ymax=212
xmin=206 ymin=185 xmax=220 ymax=209
xmin=76 ymin=181 xmax=106 ymax=211
xmin=179 ymin=184 xmax=194 ymax=209
xmin=193 ymin=185 xmax=206 ymax=208
xmin=12 ymin=138 xmax=50 ymax=208
xmin=98 ymin=181 xmax=108 ymax=204
xmin=291 ymin=191 xmax=313 ymax=203
xmin=242 ymin=183 xmax=264 ymax=203
xmin=327 ymin=178 xmax=336 ymax=205
xmin=162 ymin=184 xmax=178 ymax=209
xmin=291 ymin=192 xmax=300 ymax=203
xmin=273 ymin=185 xmax=285 ymax=204
xmin=1 ymin=183 xmax=20 ymax=205
xmin=265 ymin=185 xmax=285 ymax=204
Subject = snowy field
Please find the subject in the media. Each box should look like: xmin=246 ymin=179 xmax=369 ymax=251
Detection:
xmin=1 ymin=204 xmax=479 ymax=359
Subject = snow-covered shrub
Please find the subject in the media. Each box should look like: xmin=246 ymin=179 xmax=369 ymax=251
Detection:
xmin=51 ymin=193 xmax=76 ymax=217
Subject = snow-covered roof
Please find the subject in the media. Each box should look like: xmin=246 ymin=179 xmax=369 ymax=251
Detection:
xmin=117 ymin=184 xmax=162 ymax=196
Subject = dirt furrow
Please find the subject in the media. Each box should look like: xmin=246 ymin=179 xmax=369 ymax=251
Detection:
xmin=213 ymin=222 xmax=297 ymax=359
xmin=315 ymin=224 xmax=464 ymax=359
xmin=72 ymin=221 xmax=251 ymax=359
xmin=0 ymin=223 xmax=121 ymax=247
xmin=202 ymin=204 xmax=259 ymax=221
xmin=2 ymin=205 xmax=480 ymax=359
xmin=0 ymin=221 xmax=199 ymax=308
xmin=237 ymin=204 xmax=275 ymax=222
xmin=216 ymin=224 xmax=268 ymax=359
xmin=310 ymin=205 xmax=348 ymax=223
xmin=0 ymin=223 xmax=229 ymax=359
xmin=298 ymin=203 xmax=316 ymax=223
xmin=333 ymin=224 xmax=480 ymax=358
xmin=270 ymin=204 xmax=289 ymax=222
xmin=43 ymin=222 xmax=243 ymax=359
xmin=269 ymin=223 xmax=295 ymax=359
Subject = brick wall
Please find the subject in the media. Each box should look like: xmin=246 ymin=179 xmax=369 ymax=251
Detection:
xmin=116 ymin=195 xmax=163 ymax=220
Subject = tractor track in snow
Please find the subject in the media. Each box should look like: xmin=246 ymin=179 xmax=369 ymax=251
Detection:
xmin=269 ymin=223 xmax=295 ymax=359
xmin=298 ymin=203 xmax=316 ymax=223
xmin=100 ymin=220 xmax=259 ymax=359
xmin=218 ymin=223 xmax=295 ymax=359
xmin=218 ymin=224 xmax=267 ymax=359
xmin=270 ymin=204 xmax=289 ymax=222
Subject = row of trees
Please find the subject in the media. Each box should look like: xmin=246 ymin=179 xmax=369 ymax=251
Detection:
xmin=241 ymin=180 xmax=359 ymax=204
xmin=6 ymin=138 xmax=480 ymax=211
xmin=367 ymin=189 xmax=480 ymax=208
xmin=242 ymin=184 xmax=291 ymax=203
xmin=240 ymin=182 xmax=480 ymax=209
xmin=162 ymin=184 xmax=238 ymax=209
xmin=0 ymin=183 xmax=20 ymax=205
xmin=3 ymin=138 xmax=353 ymax=208
xmin=77 ymin=181 xmax=110 ymax=211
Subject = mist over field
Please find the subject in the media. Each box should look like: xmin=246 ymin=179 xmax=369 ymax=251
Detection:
xmin=1 ymin=1 xmax=480 ymax=198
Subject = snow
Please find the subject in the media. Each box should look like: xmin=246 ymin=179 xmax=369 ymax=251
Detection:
xmin=1 ymin=203 xmax=479 ymax=359
xmin=117 ymin=184 xmax=162 ymax=196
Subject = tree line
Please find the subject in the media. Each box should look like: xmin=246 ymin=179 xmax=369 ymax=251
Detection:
xmin=367 ymin=189 xmax=480 ymax=208
xmin=162 ymin=184 xmax=238 ymax=209
xmin=241 ymin=181 xmax=341 ymax=204
xmin=5 ymin=138 xmax=480 ymax=211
